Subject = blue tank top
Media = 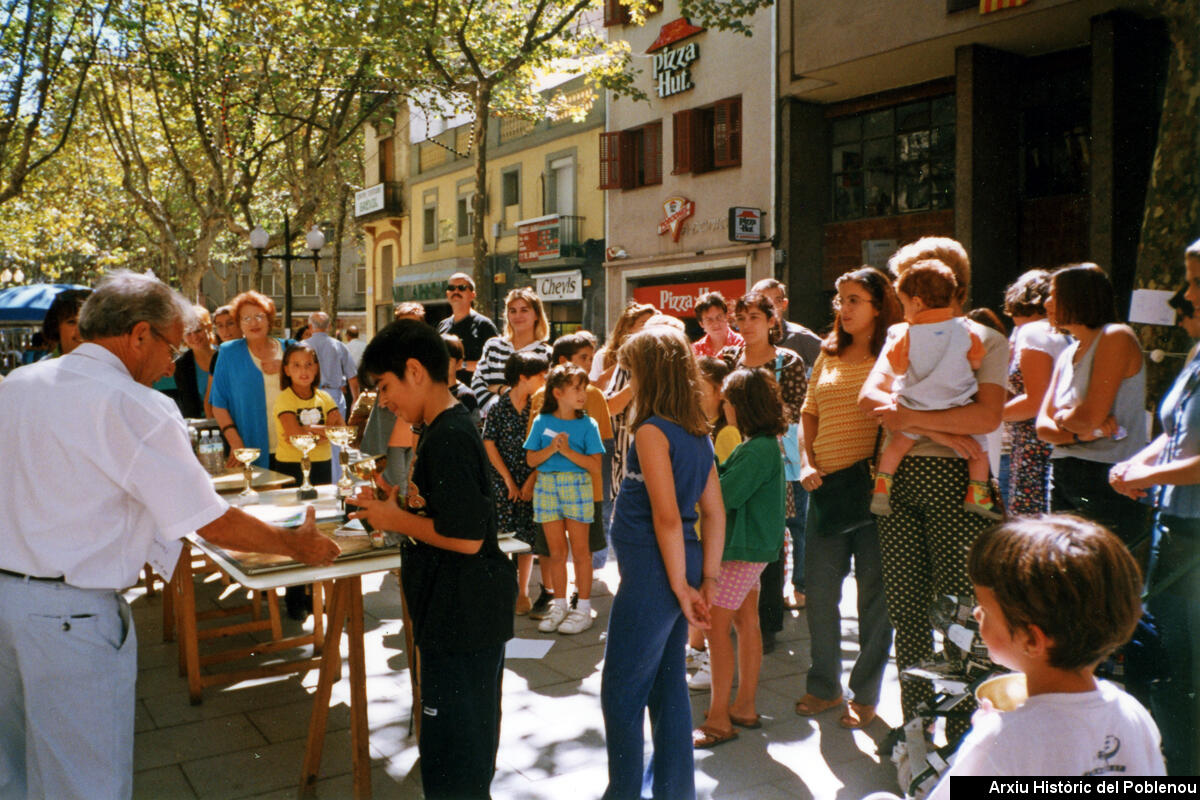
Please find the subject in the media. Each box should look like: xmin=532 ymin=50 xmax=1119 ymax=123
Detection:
xmin=610 ymin=416 xmax=714 ymax=546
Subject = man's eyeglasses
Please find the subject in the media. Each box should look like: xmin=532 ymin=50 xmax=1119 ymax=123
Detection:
xmin=150 ymin=327 xmax=185 ymax=359
xmin=446 ymin=284 xmax=472 ymax=293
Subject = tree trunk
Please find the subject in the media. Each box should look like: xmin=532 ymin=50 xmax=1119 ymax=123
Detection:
xmin=472 ymin=83 xmax=493 ymax=313
xmin=1134 ymin=2 xmax=1200 ymax=402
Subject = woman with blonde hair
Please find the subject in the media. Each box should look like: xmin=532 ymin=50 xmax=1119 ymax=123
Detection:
xmin=471 ymin=286 xmax=552 ymax=409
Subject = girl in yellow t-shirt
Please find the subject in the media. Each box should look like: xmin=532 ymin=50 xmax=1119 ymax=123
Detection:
xmin=272 ymin=342 xmax=344 ymax=486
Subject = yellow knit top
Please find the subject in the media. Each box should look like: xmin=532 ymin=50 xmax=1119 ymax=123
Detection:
xmin=801 ymin=352 xmax=880 ymax=474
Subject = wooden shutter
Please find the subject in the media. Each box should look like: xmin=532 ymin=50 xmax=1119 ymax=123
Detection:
xmin=672 ymin=110 xmax=693 ymax=174
xmin=603 ymin=0 xmax=630 ymax=26
xmin=643 ymin=122 xmax=663 ymax=186
xmin=713 ymin=97 xmax=742 ymax=169
xmin=619 ymin=131 xmax=637 ymax=189
xmin=599 ymin=131 xmax=623 ymax=190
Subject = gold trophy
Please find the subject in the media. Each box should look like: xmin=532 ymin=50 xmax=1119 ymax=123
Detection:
xmin=233 ymin=447 xmax=261 ymax=504
xmin=289 ymin=433 xmax=320 ymax=500
xmin=349 ymin=454 xmax=388 ymax=547
xmin=324 ymin=425 xmax=357 ymax=508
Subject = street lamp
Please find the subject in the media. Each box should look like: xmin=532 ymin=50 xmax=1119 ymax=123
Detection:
xmin=247 ymin=217 xmax=326 ymax=338
xmin=0 ymin=267 xmax=25 ymax=284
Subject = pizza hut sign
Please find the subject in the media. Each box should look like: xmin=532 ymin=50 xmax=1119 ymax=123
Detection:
xmin=631 ymin=277 xmax=747 ymax=319
xmin=648 ymin=18 xmax=705 ymax=99
xmin=657 ymin=196 xmax=695 ymax=242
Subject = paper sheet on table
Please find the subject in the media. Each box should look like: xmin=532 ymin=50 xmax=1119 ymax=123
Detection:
xmin=506 ymin=638 xmax=555 ymax=659
xmin=1129 ymin=289 xmax=1176 ymax=326
xmin=241 ymin=502 xmax=344 ymax=527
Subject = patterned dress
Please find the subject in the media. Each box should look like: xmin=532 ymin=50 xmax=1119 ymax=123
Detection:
xmin=1005 ymin=320 xmax=1070 ymax=516
xmin=481 ymin=393 xmax=537 ymax=546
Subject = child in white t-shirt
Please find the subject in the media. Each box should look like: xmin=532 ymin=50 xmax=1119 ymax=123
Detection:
xmin=928 ymin=515 xmax=1164 ymax=799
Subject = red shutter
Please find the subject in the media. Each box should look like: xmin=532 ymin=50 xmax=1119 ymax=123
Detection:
xmin=713 ymin=97 xmax=742 ymax=169
xmin=643 ymin=122 xmax=663 ymax=185
xmin=603 ymin=0 xmax=631 ymax=26
xmin=672 ymin=110 xmax=693 ymax=174
xmin=599 ymin=131 xmax=622 ymax=190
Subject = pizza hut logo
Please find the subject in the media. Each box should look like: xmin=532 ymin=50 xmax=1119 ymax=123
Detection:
xmin=657 ymin=196 xmax=695 ymax=243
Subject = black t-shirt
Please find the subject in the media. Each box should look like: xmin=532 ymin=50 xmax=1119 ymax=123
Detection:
xmin=437 ymin=310 xmax=500 ymax=384
xmin=401 ymin=402 xmax=515 ymax=653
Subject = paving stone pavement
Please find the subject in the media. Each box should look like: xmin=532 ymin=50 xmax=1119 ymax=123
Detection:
xmin=130 ymin=561 xmax=905 ymax=799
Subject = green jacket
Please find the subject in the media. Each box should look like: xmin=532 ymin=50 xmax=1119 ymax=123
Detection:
xmin=718 ymin=435 xmax=786 ymax=563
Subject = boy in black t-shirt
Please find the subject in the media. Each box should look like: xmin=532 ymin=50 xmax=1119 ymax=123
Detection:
xmin=350 ymin=320 xmax=516 ymax=800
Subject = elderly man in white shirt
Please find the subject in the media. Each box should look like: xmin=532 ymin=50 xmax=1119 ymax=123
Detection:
xmin=305 ymin=310 xmax=359 ymax=414
xmin=0 ymin=270 xmax=339 ymax=800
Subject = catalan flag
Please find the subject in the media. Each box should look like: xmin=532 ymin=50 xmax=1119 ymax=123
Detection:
xmin=980 ymin=0 xmax=1030 ymax=13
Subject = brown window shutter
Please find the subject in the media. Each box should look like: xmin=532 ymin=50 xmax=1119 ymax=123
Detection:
xmin=603 ymin=0 xmax=630 ymax=26
xmin=619 ymin=131 xmax=637 ymax=189
xmin=672 ymin=110 xmax=693 ymax=175
xmin=599 ymin=131 xmax=622 ymax=190
xmin=644 ymin=122 xmax=663 ymax=185
xmin=713 ymin=97 xmax=742 ymax=169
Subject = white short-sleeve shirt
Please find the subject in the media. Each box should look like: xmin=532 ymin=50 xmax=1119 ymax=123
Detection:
xmin=0 ymin=344 xmax=229 ymax=589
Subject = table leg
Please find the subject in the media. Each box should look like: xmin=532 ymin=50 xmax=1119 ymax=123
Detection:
xmin=346 ymin=577 xmax=371 ymax=799
xmin=162 ymin=569 xmax=176 ymax=643
xmin=176 ymin=543 xmax=203 ymax=704
xmin=299 ymin=579 xmax=348 ymax=798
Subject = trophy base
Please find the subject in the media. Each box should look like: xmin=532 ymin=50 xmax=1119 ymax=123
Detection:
xmin=296 ymin=488 xmax=319 ymax=501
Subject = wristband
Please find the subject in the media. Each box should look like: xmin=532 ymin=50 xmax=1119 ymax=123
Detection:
xmin=220 ymin=425 xmax=236 ymax=435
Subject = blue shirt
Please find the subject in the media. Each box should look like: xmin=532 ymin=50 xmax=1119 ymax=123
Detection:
xmin=523 ymin=413 xmax=604 ymax=474
xmin=610 ymin=416 xmax=714 ymax=546
xmin=209 ymin=338 xmax=292 ymax=468
xmin=1155 ymin=350 xmax=1200 ymax=518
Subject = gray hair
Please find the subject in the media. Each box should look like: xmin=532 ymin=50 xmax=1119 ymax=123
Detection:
xmin=308 ymin=310 xmax=332 ymax=330
xmin=78 ymin=270 xmax=196 ymax=340
xmin=1187 ymin=239 xmax=1200 ymax=260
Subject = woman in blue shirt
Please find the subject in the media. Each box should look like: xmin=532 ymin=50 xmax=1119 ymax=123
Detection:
xmin=1109 ymin=239 xmax=1200 ymax=776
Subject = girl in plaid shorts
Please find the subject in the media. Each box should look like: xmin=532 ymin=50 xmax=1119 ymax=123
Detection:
xmin=524 ymin=363 xmax=605 ymax=634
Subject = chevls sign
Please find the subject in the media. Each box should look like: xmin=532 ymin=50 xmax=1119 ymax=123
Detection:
xmin=647 ymin=18 xmax=705 ymax=99
xmin=535 ymin=270 xmax=582 ymax=302
xmin=631 ymin=277 xmax=746 ymax=319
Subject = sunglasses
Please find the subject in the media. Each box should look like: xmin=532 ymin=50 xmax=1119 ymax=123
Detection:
xmin=446 ymin=284 xmax=472 ymax=293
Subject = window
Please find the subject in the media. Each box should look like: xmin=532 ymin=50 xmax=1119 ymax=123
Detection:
xmin=603 ymin=0 xmax=629 ymax=26
xmin=502 ymin=169 xmax=520 ymax=207
xmin=293 ymin=272 xmax=317 ymax=297
xmin=547 ymin=156 xmax=575 ymax=215
xmin=456 ymin=194 xmax=474 ymax=239
xmin=355 ymin=264 xmax=366 ymax=295
xmin=423 ymin=204 xmax=437 ymax=247
xmin=830 ymin=94 xmax=955 ymax=221
xmin=378 ymin=136 xmax=394 ymax=183
xmin=598 ymin=121 xmax=662 ymax=190
xmin=672 ymin=96 xmax=742 ymax=175
xmin=1019 ymin=58 xmax=1089 ymax=198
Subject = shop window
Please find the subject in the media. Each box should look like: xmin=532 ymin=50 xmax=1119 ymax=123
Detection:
xmin=1019 ymin=55 xmax=1090 ymax=198
xmin=599 ymin=121 xmax=662 ymax=190
xmin=672 ymin=96 xmax=742 ymax=175
xmin=831 ymin=94 xmax=955 ymax=221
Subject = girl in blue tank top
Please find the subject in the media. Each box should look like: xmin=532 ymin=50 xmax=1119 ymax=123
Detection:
xmin=600 ymin=325 xmax=726 ymax=800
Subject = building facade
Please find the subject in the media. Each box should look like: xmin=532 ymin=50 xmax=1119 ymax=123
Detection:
xmin=601 ymin=1 xmax=777 ymax=335
xmin=779 ymin=0 xmax=1169 ymax=331
xmin=360 ymin=77 xmax=607 ymax=339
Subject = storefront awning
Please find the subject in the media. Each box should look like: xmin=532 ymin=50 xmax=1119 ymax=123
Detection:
xmin=391 ymin=259 xmax=473 ymax=303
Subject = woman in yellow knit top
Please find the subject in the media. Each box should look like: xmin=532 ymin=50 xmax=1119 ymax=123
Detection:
xmin=794 ymin=266 xmax=901 ymax=729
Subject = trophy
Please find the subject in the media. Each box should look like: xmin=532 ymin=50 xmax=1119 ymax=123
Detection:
xmin=289 ymin=433 xmax=320 ymax=500
xmin=324 ymin=425 xmax=357 ymax=508
xmin=349 ymin=454 xmax=388 ymax=546
xmin=233 ymin=447 xmax=261 ymax=504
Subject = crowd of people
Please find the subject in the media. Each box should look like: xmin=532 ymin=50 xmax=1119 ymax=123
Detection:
xmin=3 ymin=234 xmax=1198 ymax=799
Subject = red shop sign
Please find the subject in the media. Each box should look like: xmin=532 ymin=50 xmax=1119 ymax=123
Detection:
xmin=631 ymin=277 xmax=746 ymax=319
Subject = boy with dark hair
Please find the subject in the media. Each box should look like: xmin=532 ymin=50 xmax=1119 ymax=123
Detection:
xmin=927 ymin=515 xmax=1163 ymax=798
xmin=442 ymin=333 xmax=480 ymax=428
xmin=352 ymin=320 xmax=516 ymax=800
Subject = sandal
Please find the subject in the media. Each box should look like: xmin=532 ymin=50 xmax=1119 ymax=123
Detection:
xmin=794 ymin=693 xmax=845 ymax=717
xmin=692 ymin=725 xmax=739 ymax=749
xmin=729 ymin=712 xmax=762 ymax=729
xmin=839 ymin=701 xmax=877 ymax=729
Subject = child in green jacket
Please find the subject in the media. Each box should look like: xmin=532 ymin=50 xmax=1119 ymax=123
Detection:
xmin=693 ymin=367 xmax=787 ymax=749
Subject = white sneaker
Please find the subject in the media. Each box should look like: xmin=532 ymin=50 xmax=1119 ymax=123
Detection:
xmin=537 ymin=603 xmax=567 ymax=633
xmin=688 ymin=663 xmax=712 ymax=690
xmin=686 ymin=647 xmax=709 ymax=670
xmin=557 ymin=608 xmax=594 ymax=635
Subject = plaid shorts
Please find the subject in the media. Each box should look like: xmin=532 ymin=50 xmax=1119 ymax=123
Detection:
xmin=533 ymin=471 xmax=594 ymax=524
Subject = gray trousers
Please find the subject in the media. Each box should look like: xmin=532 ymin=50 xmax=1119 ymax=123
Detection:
xmin=803 ymin=518 xmax=893 ymax=706
xmin=0 ymin=575 xmax=136 ymax=800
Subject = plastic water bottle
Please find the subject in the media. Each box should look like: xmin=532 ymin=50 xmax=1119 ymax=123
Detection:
xmin=200 ymin=431 xmax=221 ymax=474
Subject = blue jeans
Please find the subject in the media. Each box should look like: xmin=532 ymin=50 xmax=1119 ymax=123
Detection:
xmin=1147 ymin=513 xmax=1200 ymax=775
xmin=601 ymin=538 xmax=700 ymax=800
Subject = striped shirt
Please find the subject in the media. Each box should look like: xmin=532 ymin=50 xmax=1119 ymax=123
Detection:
xmin=470 ymin=336 xmax=552 ymax=405
xmin=801 ymin=352 xmax=880 ymax=474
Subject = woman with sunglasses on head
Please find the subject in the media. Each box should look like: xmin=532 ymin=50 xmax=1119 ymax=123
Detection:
xmin=209 ymin=291 xmax=295 ymax=470
xmin=471 ymin=287 xmax=553 ymax=412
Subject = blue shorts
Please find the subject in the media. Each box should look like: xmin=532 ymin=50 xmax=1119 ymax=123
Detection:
xmin=533 ymin=471 xmax=594 ymax=523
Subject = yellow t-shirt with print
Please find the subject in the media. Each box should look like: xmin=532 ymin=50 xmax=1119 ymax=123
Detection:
xmin=273 ymin=387 xmax=338 ymax=462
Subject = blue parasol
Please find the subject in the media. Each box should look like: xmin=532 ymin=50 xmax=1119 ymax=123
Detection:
xmin=0 ymin=284 xmax=90 ymax=324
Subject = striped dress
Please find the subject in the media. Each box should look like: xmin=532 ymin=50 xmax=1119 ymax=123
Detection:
xmin=469 ymin=336 xmax=552 ymax=406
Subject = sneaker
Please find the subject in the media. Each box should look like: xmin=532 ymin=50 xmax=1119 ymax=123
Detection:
xmin=688 ymin=663 xmax=712 ymax=690
xmin=537 ymin=603 xmax=567 ymax=633
xmin=557 ymin=608 xmax=594 ymax=634
xmin=528 ymin=586 xmax=553 ymax=620
xmin=686 ymin=647 xmax=709 ymax=670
